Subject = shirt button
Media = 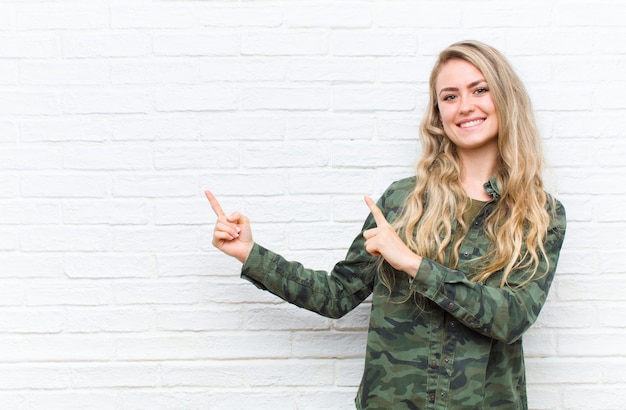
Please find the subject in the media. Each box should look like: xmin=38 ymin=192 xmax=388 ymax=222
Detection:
xmin=429 ymin=395 xmax=435 ymax=403
xmin=431 ymin=360 xmax=437 ymax=368
xmin=463 ymin=251 xmax=470 ymax=257
xmin=441 ymin=392 xmax=446 ymax=397
xmin=445 ymin=358 xmax=450 ymax=363
xmin=448 ymin=302 xmax=455 ymax=309
xmin=433 ymin=326 xmax=440 ymax=332
xmin=450 ymin=321 xmax=456 ymax=327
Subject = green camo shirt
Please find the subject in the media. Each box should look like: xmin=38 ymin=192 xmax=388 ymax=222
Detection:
xmin=241 ymin=176 xmax=567 ymax=409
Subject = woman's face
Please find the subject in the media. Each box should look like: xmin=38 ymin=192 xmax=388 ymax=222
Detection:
xmin=435 ymin=59 xmax=499 ymax=155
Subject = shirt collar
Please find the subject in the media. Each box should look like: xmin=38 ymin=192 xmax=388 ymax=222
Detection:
xmin=483 ymin=175 xmax=501 ymax=199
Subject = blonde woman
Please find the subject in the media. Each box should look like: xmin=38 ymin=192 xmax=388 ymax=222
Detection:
xmin=206 ymin=40 xmax=566 ymax=409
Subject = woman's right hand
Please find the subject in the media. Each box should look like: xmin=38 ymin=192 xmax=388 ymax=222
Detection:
xmin=205 ymin=190 xmax=254 ymax=264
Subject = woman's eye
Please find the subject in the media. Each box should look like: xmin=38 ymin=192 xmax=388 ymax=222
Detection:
xmin=475 ymin=87 xmax=489 ymax=95
xmin=442 ymin=94 xmax=456 ymax=101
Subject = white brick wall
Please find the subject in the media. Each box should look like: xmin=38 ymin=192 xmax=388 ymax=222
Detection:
xmin=1 ymin=0 xmax=624 ymax=409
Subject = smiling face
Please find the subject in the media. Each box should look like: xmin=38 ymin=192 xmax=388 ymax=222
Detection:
xmin=436 ymin=59 xmax=499 ymax=156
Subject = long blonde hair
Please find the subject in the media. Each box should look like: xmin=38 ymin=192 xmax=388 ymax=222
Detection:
xmin=382 ymin=40 xmax=553 ymax=291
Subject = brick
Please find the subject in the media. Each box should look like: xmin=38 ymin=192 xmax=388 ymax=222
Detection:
xmin=154 ymin=32 xmax=240 ymax=56
xmin=0 ymin=254 xmax=63 ymax=278
xmin=0 ymin=61 xmax=18 ymax=86
xmin=203 ymin=172 xmax=287 ymax=196
xmin=287 ymin=222 xmax=362 ymax=250
xmin=242 ymin=86 xmax=330 ymax=110
xmin=154 ymin=199 xmax=211 ymax=225
xmin=155 ymin=85 xmax=238 ymax=112
xmin=64 ymin=143 xmax=152 ymax=170
xmin=113 ymin=281 xmax=200 ymax=305
xmin=63 ymin=89 xmax=151 ymax=115
xmin=202 ymin=115 xmax=285 ymax=141
xmin=63 ymin=200 xmax=150 ymax=225
xmin=295 ymin=389 xmax=357 ymax=410
xmin=0 ymin=92 xmax=60 ymax=115
xmin=112 ymin=227 xmax=201 ymax=252
xmin=64 ymin=307 xmax=152 ymax=333
xmin=113 ymin=117 xmax=201 ymax=141
xmin=20 ymin=118 xmax=110 ymax=142
xmin=291 ymin=57 xmax=376 ymax=83
xmin=118 ymin=392 xmax=208 ymax=410
xmin=17 ymin=4 xmax=108 ymax=30
xmin=20 ymin=227 xmax=113 ymax=252
xmin=157 ymin=252 xmax=242 ymax=277
xmin=0 ymin=309 xmax=63 ymax=333
xmin=0 ymin=33 xmax=59 ymax=58
xmin=332 ymin=196 xmax=370 ymax=223
xmin=111 ymin=4 xmax=195 ymax=29
xmin=554 ymin=1 xmax=625 ymax=27
xmin=246 ymin=304 xmax=331 ymax=330
xmin=154 ymin=143 xmax=240 ymax=170
xmin=333 ymin=86 xmax=416 ymax=111
xmin=0 ymin=365 xmax=70 ymax=389
xmin=157 ymin=306 xmax=244 ymax=331
xmin=14 ymin=335 xmax=115 ymax=361
xmin=22 ymin=392 xmax=117 ymax=410
xmin=200 ymin=58 xmax=287 ymax=82
xmin=242 ymin=30 xmax=329 ymax=56
xmin=333 ymin=302 xmax=371 ymax=331
xmin=26 ymin=280 xmax=114 ymax=306
xmin=62 ymin=32 xmax=151 ymax=58
xmin=208 ymin=391 xmax=294 ymax=409
xmin=526 ymin=357 xmax=601 ymax=384
xmin=287 ymin=2 xmax=371 ymax=28
xmin=0 ymin=144 xmax=62 ymax=170
xmin=562 ymin=386 xmax=626 ymax=409
xmin=462 ymin=3 xmax=549 ymax=28
xmin=376 ymin=116 xmax=421 ymax=141
xmin=376 ymin=2 xmax=462 ymax=28
xmin=71 ymin=364 xmax=159 ymax=388
xmin=333 ymin=30 xmax=418 ymax=56
xmin=113 ymin=174 xmax=197 ymax=198
xmin=243 ymin=141 xmax=330 ymax=168
xmin=332 ymin=141 xmax=418 ymax=167
xmin=111 ymin=60 xmax=197 ymax=85
xmin=286 ymin=115 xmax=373 ymax=140
xmin=336 ymin=357 xmax=366 ymax=387
xmin=65 ymin=253 xmax=156 ymax=279
xmin=293 ymin=331 xmax=367 ymax=358
xmin=558 ymin=331 xmax=626 ymax=356
xmin=197 ymin=4 xmax=284 ymax=27
xmin=243 ymin=196 xmax=330 ymax=223
xmin=288 ymin=170 xmax=374 ymax=195
xmin=0 ymin=200 xmax=60 ymax=224
xmin=0 ymin=281 xmax=23 ymax=306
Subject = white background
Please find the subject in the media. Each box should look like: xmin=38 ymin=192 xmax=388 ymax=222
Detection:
xmin=0 ymin=0 xmax=625 ymax=409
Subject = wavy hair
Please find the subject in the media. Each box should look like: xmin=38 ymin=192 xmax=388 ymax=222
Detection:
xmin=381 ymin=40 xmax=553 ymax=292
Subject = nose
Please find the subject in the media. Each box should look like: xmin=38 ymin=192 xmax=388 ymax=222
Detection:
xmin=459 ymin=98 xmax=475 ymax=115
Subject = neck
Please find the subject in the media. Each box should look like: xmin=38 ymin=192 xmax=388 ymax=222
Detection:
xmin=458 ymin=147 xmax=498 ymax=201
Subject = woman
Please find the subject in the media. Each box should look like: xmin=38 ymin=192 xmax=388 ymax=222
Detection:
xmin=206 ymin=40 xmax=566 ymax=409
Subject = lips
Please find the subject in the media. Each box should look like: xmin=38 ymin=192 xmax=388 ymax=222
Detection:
xmin=458 ymin=118 xmax=485 ymax=128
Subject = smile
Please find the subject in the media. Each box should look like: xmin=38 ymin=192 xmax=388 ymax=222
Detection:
xmin=458 ymin=119 xmax=484 ymax=128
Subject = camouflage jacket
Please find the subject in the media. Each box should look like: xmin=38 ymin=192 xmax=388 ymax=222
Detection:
xmin=241 ymin=176 xmax=567 ymax=409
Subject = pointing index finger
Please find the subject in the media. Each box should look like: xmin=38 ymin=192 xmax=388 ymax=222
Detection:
xmin=205 ymin=190 xmax=226 ymax=217
xmin=364 ymin=195 xmax=387 ymax=226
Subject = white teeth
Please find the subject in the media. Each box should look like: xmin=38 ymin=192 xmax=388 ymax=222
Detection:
xmin=460 ymin=119 xmax=483 ymax=128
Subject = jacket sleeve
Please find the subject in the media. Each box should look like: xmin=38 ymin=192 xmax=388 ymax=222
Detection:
xmin=240 ymin=208 xmax=381 ymax=319
xmin=410 ymin=199 xmax=567 ymax=344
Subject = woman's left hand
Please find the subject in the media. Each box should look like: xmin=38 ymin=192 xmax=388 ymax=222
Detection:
xmin=363 ymin=196 xmax=422 ymax=277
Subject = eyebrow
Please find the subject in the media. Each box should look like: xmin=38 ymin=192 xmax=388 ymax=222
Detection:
xmin=438 ymin=79 xmax=488 ymax=96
